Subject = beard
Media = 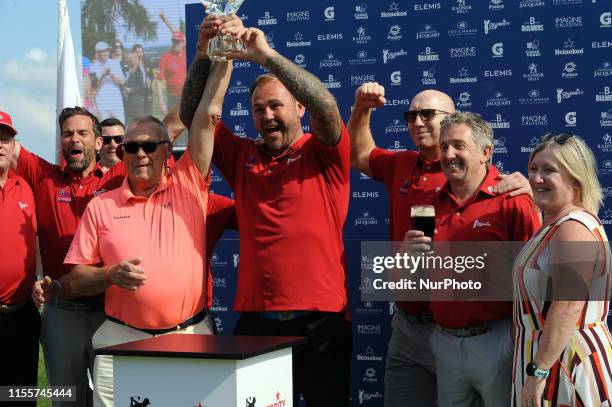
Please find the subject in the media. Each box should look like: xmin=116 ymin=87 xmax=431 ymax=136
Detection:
xmin=64 ymin=147 xmax=95 ymax=173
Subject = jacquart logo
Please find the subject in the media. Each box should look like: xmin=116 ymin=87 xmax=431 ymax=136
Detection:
xmin=293 ymin=54 xmax=306 ymax=68
xmin=322 ymin=74 xmax=341 ymax=89
xmin=554 ymin=38 xmax=584 ymax=56
xmin=319 ymin=54 xmax=342 ymax=69
xmin=390 ymin=71 xmax=402 ymax=86
xmin=519 ymin=0 xmax=545 ymax=7
xmin=414 ymin=2 xmax=442 ymax=11
xmin=355 ymin=301 xmax=384 ymax=315
xmin=525 ymin=39 xmax=542 ymax=57
xmin=565 ymin=111 xmax=577 ymax=127
xmin=594 ymin=62 xmax=612 ymax=78
xmin=523 ymin=63 xmax=544 ymax=81
xmin=521 ymin=115 xmax=548 ymax=127
xmin=212 ymin=277 xmax=227 ymax=288
xmin=382 ymin=2 xmax=408 ymax=17
xmin=353 ymin=27 xmax=372 ymax=44
xmin=456 ymin=91 xmax=472 ymax=109
xmin=597 ymin=87 xmax=612 ymax=102
xmin=601 ymin=110 xmax=612 ymax=127
xmin=422 ymin=68 xmax=437 ymax=85
xmin=258 ymin=11 xmax=277 ymax=26
xmin=489 ymin=113 xmax=510 ymax=129
xmin=384 ymin=49 xmax=409 ymax=64
xmin=229 ymin=80 xmax=249 ymax=95
xmin=351 ymin=73 xmax=376 ymax=86
xmin=416 ymin=24 xmax=440 ymax=40
xmin=600 ymin=160 xmax=612 ymax=175
xmin=601 ymin=12 xmax=612 ymax=28
xmin=358 ymin=390 xmax=383 ymax=404
xmin=265 ymin=391 xmax=287 ymax=407
xmin=561 ymin=61 xmax=579 ymax=79
xmin=519 ymin=89 xmax=550 ymax=105
xmin=491 ymin=42 xmax=504 ymax=57
xmin=286 ymin=32 xmax=311 ymax=48
xmin=354 ymin=3 xmax=368 ymax=20
xmin=211 ymin=297 xmax=228 ymax=312
xmin=385 ymin=118 xmax=408 ymax=134
xmin=450 ymin=46 xmax=477 ymax=58
xmin=484 ymin=19 xmax=510 ymax=35
xmin=356 ymin=346 xmax=384 ymax=362
xmin=324 ymin=6 xmax=335 ymax=21
xmin=448 ymin=20 xmax=478 ymax=36
xmin=362 ymin=367 xmax=378 ymax=383
xmin=494 ymin=136 xmax=508 ymax=154
xmin=355 ymin=211 xmax=378 ymax=226
xmin=388 ymin=25 xmax=403 ymax=41
xmin=349 ymin=50 xmax=377 ymax=66
xmin=357 ymin=324 xmax=382 ymax=335
xmin=230 ymin=102 xmax=249 ymax=117
xmin=317 ymin=33 xmax=343 ymax=42
xmin=286 ymin=10 xmax=310 ymax=22
xmin=597 ymin=133 xmax=612 ymax=152
xmin=555 ymin=16 xmax=583 ymax=28
xmin=521 ymin=136 xmax=541 ymax=153
xmin=486 ymin=92 xmax=511 ymax=107
xmin=233 ymin=123 xmax=247 ymax=137
xmin=521 ymin=17 xmax=544 ymax=32
xmin=417 ymin=47 xmax=439 ymax=62
xmin=489 ymin=0 xmax=505 ymax=10
xmin=450 ymin=67 xmax=478 ymax=84
xmin=556 ymin=88 xmax=584 ymax=103
xmin=452 ymin=0 xmax=473 ymax=14
xmin=484 ymin=68 xmax=512 ymax=78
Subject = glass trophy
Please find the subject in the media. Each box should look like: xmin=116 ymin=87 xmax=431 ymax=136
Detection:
xmin=201 ymin=0 xmax=246 ymax=60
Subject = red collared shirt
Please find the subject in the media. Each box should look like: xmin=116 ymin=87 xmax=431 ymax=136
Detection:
xmin=369 ymin=148 xmax=447 ymax=315
xmin=0 ymin=171 xmax=37 ymax=304
xmin=428 ymin=167 xmax=540 ymax=328
xmin=17 ymin=147 xmax=124 ymax=284
xmin=213 ymin=121 xmax=350 ymax=312
xmin=157 ymin=51 xmax=186 ymax=97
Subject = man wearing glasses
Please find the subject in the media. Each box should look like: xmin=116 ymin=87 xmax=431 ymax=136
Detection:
xmin=98 ymin=118 xmax=124 ymax=172
xmin=347 ymin=84 xmax=530 ymax=406
xmin=33 ymin=59 xmax=232 ymax=407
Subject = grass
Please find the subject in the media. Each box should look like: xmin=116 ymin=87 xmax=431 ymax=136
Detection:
xmin=37 ymin=344 xmax=51 ymax=407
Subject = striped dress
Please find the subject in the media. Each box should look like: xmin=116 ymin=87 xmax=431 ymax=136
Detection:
xmin=512 ymin=211 xmax=612 ymax=406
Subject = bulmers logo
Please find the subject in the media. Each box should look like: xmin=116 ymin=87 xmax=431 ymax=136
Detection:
xmin=489 ymin=113 xmax=510 ymax=129
xmin=323 ymin=74 xmax=341 ymax=89
xmin=521 ymin=17 xmax=544 ymax=32
xmin=258 ymin=11 xmax=277 ymax=26
xmin=417 ymin=46 xmax=439 ymax=62
xmin=230 ymin=102 xmax=249 ymax=117
xmin=596 ymin=86 xmax=612 ymax=102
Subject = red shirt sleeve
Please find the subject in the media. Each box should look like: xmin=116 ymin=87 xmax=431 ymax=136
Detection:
xmin=504 ymin=194 xmax=541 ymax=241
xmin=369 ymin=148 xmax=419 ymax=184
xmin=16 ymin=146 xmax=55 ymax=195
xmin=212 ymin=120 xmax=246 ymax=188
xmin=311 ymin=121 xmax=351 ymax=186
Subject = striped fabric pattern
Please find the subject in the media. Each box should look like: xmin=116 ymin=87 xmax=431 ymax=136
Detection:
xmin=512 ymin=211 xmax=612 ymax=406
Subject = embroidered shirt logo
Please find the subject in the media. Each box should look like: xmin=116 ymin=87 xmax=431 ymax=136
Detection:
xmin=399 ymin=180 xmax=411 ymax=194
xmin=18 ymin=201 xmax=28 ymax=210
xmin=473 ymin=219 xmax=492 ymax=228
xmin=286 ymin=154 xmax=302 ymax=165
xmin=57 ymin=189 xmax=72 ymax=203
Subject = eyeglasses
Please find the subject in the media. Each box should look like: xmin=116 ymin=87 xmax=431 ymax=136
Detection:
xmin=540 ymin=132 xmax=573 ymax=144
xmin=403 ymin=109 xmax=450 ymax=123
xmin=122 ymin=140 xmax=168 ymax=154
xmin=102 ymin=135 xmax=124 ymax=145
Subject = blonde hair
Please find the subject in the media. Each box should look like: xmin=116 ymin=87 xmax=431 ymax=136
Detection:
xmin=529 ymin=134 xmax=603 ymax=214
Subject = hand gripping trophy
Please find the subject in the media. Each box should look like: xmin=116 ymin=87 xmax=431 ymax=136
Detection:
xmin=201 ymin=0 xmax=246 ymax=60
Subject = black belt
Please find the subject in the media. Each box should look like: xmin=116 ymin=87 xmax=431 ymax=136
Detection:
xmin=107 ymin=308 xmax=208 ymax=335
xmin=47 ymin=299 xmax=104 ymax=313
xmin=441 ymin=322 xmax=491 ymax=337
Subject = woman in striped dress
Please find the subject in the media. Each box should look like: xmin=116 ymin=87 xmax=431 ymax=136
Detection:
xmin=512 ymin=133 xmax=612 ymax=407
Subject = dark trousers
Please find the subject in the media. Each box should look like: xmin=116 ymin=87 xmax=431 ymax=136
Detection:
xmin=234 ymin=312 xmax=352 ymax=407
xmin=0 ymin=301 xmax=41 ymax=407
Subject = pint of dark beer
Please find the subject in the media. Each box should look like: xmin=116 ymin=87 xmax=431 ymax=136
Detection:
xmin=411 ymin=205 xmax=435 ymax=251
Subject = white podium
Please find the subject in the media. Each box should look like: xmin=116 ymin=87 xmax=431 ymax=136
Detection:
xmin=96 ymin=334 xmax=304 ymax=407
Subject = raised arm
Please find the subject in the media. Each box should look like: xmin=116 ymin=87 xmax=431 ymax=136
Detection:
xmin=229 ymin=27 xmax=342 ymax=145
xmin=347 ymin=82 xmax=385 ymax=177
xmin=189 ymin=60 xmax=232 ymax=177
xmin=179 ymin=14 xmax=241 ymax=128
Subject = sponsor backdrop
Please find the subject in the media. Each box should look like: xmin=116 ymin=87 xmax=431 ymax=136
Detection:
xmin=188 ymin=1 xmax=612 ymax=405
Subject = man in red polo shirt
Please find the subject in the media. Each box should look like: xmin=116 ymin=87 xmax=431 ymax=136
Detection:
xmin=404 ymin=112 xmax=539 ymax=406
xmin=0 ymin=111 xmax=38 ymax=407
xmin=180 ymin=18 xmax=351 ymax=406
xmin=9 ymin=106 xmax=124 ymax=407
xmin=156 ymin=31 xmax=187 ymax=116
xmin=348 ymin=83 xmax=530 ymax=406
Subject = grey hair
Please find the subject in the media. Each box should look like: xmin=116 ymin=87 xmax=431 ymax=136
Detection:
xmin=440 ymin=111 xmax=494 ymax=167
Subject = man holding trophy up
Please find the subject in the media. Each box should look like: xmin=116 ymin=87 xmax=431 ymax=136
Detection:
xmin=181 ymin=8 xmax=351 ymax=407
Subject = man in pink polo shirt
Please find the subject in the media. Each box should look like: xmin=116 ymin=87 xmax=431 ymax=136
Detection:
xmin=33 ymin=59 xmax=233 ymax=407
xmin=180 ymin=18 xmax=351 ymax=406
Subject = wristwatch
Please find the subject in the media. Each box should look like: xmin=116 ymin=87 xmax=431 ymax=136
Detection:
xmin=526 ymin=361 xmax=550 ymax=379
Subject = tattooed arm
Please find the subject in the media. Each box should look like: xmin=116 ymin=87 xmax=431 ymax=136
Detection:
xmin=230 ymin=27 xmax=342 ymax=145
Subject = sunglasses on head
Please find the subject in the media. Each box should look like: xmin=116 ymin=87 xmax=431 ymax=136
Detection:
xmin=121 ymin=140 xmax=169 ymax=155
xmin=102 ymin=135 xmax=124 ymax=145
xmin=540 ymin=132 xmax=574 ymax=144
xmin=403 ymin=109 xmax=450 ymax=123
